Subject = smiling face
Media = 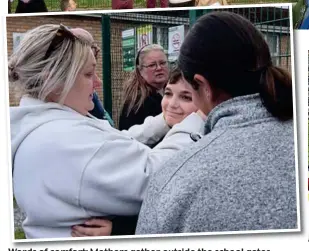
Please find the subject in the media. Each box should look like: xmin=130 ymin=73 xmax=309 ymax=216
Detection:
xmin=63 ymin=49 xmax=101 ymax=115
xmin=162 ymin=77 xmax=199 ymax=127
xmin=139 ymin=50 xmax=169 ymax=90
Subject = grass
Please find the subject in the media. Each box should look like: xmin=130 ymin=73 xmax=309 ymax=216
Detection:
xmin=13 ymin=197 xmax=26 ymax=239
xmin=15 ymin=228 xmax=26 ymax=239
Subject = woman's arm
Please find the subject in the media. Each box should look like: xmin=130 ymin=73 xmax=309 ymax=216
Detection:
xmin=78 ymin=112 xmax=205 ymax=217
xmin=123 ymin=113 xmax=170 ymax=146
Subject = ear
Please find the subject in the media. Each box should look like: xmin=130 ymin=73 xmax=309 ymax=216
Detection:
xmin=193 ymin=74 xmax=212 ymax=101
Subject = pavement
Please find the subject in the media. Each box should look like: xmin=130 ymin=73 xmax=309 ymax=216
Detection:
xmin=14 ymin=205 xmax=25 ymax=231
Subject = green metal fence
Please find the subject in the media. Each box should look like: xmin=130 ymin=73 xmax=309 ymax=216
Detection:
xmin=9 ymin=0 xmax=297 ymax=12
xmin=101 ymin=7 xmax=291 ymax=127
xmin=190 ymin=7 xmax=291 ymax=70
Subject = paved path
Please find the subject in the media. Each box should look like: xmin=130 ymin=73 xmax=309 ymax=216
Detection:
xmin=14 ymin=205 xmax=25 ymax=231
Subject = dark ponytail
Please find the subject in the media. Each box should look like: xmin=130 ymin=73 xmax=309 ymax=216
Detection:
xmin=259 ymin=65 xmax=293 ymax=120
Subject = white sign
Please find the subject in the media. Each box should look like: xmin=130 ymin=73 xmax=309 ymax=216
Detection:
xmin=168 ymin=25 xmax=185 ymax=62
xmin=122 ymin=28 xmax=134 ymax=39
xmin=13 ymin=32 xmax=25 ymax=53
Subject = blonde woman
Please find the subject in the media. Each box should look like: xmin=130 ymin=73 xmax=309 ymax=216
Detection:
xmin=9 ymin=24 xmax=206 ymax=238
xmin=119 ymin=44 xmax=169 ymax=130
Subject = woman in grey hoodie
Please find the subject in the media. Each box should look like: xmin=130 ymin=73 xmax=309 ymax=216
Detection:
xmin=135 ymin=11 xmax=297 ymax=234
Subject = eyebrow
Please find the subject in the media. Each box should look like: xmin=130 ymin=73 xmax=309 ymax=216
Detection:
xmin=147 ymin=60 xmax=166 ymax=64
xmin=165 ymin=87 xmax=192 ymax=95
xmin=180 ymin=91 xmax=193 ymax=95
xmin=85 ymin=64 xmax=96 ymax=71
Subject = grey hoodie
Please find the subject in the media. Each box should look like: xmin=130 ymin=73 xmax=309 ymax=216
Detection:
xmin=136 ymin=94 xmax=298 ymax=234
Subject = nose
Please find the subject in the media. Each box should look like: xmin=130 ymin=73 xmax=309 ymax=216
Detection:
xmin=156 ymin=63 xmax=162 ymax=70
xmin=169 ymin=96 xmax=179 ymax=108
xmin=93 ymin=73 xmax=102 ymax=90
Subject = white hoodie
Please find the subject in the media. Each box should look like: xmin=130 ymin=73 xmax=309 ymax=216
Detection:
xmin=11 ymin=96 xmax=205 ymax=239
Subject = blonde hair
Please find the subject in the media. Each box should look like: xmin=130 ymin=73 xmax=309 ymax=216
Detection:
xmin=121 ymin=44 xmax=166 ymax=116
xmin=8 ymin=24 xmax=93 ymax=104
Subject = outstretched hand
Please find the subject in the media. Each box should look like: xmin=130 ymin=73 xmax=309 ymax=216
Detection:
xmin=71 ymin=218 xmax=112 ymax=237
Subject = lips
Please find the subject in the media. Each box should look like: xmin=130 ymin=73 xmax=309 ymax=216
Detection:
xmin=155 ymin=73 xmax=165 ymax=77
xmin=165 ymin=111 xmax=183 ymax=117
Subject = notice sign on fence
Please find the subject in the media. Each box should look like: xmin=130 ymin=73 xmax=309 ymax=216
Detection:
xmin=122 ymin=28 xmax=136 ymax=72
xmin=168 ymin=25 xmax=185 ymax=62
xmin=137 ymin=25 xmax=153 ymax=51
xmin=13 ymin=32 xmax=25 ymax=53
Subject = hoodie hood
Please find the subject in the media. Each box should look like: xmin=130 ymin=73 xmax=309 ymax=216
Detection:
xmin=10 ymin=96 xmax=84 ymax=170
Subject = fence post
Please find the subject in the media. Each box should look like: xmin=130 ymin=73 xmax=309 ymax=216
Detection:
xmin=189 ymin=10 xmax=197 ymax=26
xmin=101 ymin=14 xmax=113 ymax=119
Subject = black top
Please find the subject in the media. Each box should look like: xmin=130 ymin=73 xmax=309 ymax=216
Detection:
xmin=109 ymin=91 xmax=162 ymax=235
xmin=119 ymin=91 xmax=163 ymax=130
xmin=15 ymin=0 xmax=48 ymax=13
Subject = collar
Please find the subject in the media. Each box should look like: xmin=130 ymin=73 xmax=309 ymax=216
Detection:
xmin=204 ymin=94 xmax=274 ymax=134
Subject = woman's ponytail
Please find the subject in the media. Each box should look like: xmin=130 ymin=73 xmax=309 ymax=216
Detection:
xmin=259 ymin=65 xmax=293 ymax=121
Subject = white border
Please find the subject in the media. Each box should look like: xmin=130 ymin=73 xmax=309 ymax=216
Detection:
xmin=5 ymin=3 xmax=294 ymax=17
xmin=4 ymin=2 xmax=301 ymax=244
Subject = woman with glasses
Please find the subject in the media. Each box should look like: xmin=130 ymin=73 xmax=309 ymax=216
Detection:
xmin=119 ymin=44 xmax=169 ymax=131
xmin=135 ymin=11 xmax=297 ymax=234
xmin=9 ymin=24 xmax=206 ymax=239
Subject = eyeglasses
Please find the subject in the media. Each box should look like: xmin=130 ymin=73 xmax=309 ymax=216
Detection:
xmin=43 ymin=24 xmax=77 ymax=60
xmin=44 ymin=24 xmax=100 ymax=61
xmin=141 ymin=61 xmax=168 ymax=71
